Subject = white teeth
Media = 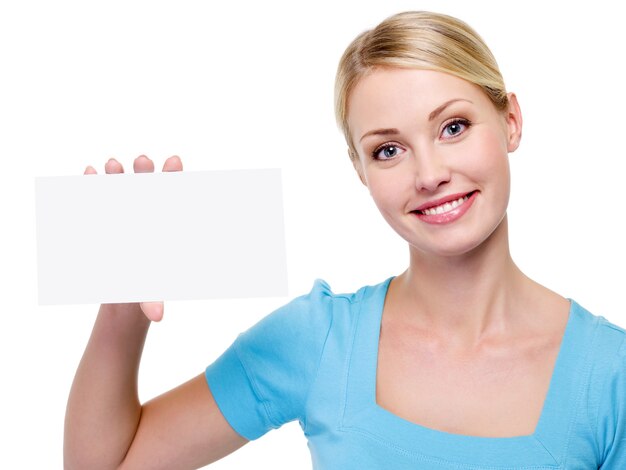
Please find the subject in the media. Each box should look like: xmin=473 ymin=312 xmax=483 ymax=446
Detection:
xmin=420 ymin=195 xmax=470 ymax=215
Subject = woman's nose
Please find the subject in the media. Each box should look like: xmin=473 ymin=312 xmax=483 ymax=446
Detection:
xmin=413 ymin=148 xmax=451 ymax=192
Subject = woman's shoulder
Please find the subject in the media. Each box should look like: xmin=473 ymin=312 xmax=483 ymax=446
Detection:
xmin=569 ymin=300 xmax=626 ymax=351
xmin=569 ymin=301 xmax=626 ymax=463
xmin=569 ymin=300 xmax=625 ymax=404
xmin=243 ymin=277 xmax=393 ymax=336
xmin=567 ymin=301 xmax=625 ymax=384
xmin=296 ymin=277 xmax=393 ymax=307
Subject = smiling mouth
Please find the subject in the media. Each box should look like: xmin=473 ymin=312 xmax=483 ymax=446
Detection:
xmin=415 ymin=191 xmax=476 ymax=215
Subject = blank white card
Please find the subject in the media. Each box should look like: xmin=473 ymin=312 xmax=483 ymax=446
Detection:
xmin=35 ymin=169 xmax=287 ymax=304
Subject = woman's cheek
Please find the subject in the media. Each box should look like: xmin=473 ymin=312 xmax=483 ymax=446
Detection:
xmin=368 ymin=179 xmax=403 ymax=219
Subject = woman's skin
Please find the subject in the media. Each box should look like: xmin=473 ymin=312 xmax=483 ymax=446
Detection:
xmin=64 ymin=68 xmax=570 ymax=468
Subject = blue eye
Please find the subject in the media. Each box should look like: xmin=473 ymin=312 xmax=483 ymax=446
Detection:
xmin=441 ymin=119 xmax=471 ymax=139
xmin=373 ymin=143 xmax=403 ymax=160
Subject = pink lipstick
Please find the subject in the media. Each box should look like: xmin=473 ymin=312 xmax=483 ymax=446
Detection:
xmin=413 ymin=191 xmax=477 ymax=225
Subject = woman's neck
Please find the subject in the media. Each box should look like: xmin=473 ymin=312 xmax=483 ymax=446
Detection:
xmin=392 ymin=219 xmax=534 ymax=348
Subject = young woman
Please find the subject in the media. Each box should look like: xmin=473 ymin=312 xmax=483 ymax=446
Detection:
xmin=64 ymin=11 xmax=626 ymax=469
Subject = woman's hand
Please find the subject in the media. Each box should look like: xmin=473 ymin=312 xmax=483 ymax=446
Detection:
xmin=84 ymin=155 xmax=183 ymax=322
xmin=67 ymin=153 xmax=248 ymax=469
xmin=67 ymin=154 xmax=251 ymax=469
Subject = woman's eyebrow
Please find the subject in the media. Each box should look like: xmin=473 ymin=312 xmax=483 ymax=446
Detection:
xmin=359 ymin=128 xmax=400 ymax=143
xmin=428 ymin=98 xmax=473 ymax=122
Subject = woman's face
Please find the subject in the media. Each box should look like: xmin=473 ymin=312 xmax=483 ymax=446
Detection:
xmin=347 ymin=68 xmax=522 ymax=258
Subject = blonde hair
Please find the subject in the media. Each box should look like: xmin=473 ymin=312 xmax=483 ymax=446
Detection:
xmin=335 ymin=11 xmax=508 ymax=159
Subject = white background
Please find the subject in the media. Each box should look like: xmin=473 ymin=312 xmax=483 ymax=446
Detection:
xmin=1 ymin=1 xmax=625 ymax=468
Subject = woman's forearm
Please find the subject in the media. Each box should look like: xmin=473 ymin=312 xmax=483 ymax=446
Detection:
xmin=64 ymin=303 xmax=151 ymax=470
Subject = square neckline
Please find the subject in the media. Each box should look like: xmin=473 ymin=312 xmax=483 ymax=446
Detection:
xmin=339 ymin=277 xmax=592 ymax=468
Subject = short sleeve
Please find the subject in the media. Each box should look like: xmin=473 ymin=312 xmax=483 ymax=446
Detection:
xmin=597 ymin=330 xmax=626 ymax=467
xmin=205 ymin=280 xmax=335 ymax=440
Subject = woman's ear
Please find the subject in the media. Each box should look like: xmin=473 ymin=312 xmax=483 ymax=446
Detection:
xmin=349 ymin=149 xmax=367 ymax=186
xmin=506 ymin=92 xmax=523 ymax=152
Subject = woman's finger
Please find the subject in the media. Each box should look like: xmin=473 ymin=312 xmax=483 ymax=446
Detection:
xmin=139 ymin=301 xmax=164 ymax=322
xmin=84 ymin=166 xmax=97 ymax=175
xmin=105 ymin=158 xmax=124 ymax=174
xmin=163 ymin=155 xmax=183 ymax=172
xmin=133 ymin=155 xmax=155 ymax=173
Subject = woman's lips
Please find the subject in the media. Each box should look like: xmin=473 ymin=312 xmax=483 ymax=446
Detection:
xmin=412 ymin=191 xmax=477 ymax=224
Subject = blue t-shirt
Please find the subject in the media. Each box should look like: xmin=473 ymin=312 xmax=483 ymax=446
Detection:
xmin=205 ymin=278 xmax=626 ymax=469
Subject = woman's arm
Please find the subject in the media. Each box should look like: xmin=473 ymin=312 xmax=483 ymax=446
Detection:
xmin=64 ymin=302 xmax=149 ymax=468
xmin=63 ymin=156 xmax=248 ymax=469
xmin=64 ymin=303 xmax=247 ymax=470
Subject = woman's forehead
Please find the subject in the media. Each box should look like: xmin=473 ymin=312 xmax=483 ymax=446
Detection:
xmin=347 ymin=68 xmax=488 ymax=134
